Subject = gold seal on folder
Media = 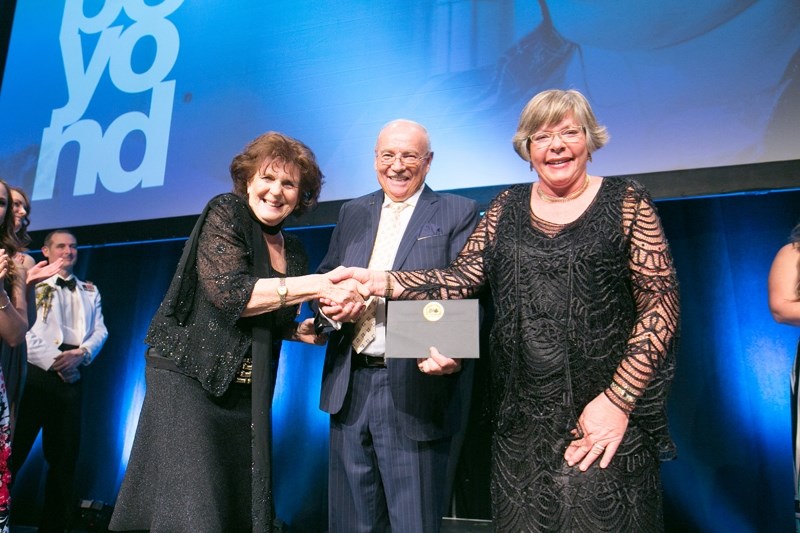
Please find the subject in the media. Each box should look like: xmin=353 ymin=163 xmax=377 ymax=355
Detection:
xmin=422 ymin=302 xmax=445 ymax=322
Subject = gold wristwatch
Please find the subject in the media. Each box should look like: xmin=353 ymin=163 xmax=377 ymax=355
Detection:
xmin=277 ymin=277 xmax=287 ymax=307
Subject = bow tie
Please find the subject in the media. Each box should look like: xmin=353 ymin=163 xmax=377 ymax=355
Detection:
xmin=56 ymin=277 xmax=77 ymax=291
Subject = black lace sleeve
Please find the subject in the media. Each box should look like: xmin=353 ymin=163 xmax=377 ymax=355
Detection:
xmin=195 ymin=196 xmax=260 ymax=325
xmin=390 ymin=189 xmax=512 ymax=299
xmin=605 ymin=186 xmax=680 ymax=413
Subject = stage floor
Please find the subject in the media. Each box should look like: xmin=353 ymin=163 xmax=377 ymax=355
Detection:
xmin=11 ymin=518 xmax=494 ymax=532
xmin=443 ymin=517 xmax=493 ymax=532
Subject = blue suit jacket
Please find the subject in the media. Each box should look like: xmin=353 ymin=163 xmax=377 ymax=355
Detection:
xmin=317 ymin=185 xmax=480 ymax=441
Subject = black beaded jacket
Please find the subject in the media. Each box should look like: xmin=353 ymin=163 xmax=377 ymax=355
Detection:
xmin=145 ymin=193 xmax=306 ymax=396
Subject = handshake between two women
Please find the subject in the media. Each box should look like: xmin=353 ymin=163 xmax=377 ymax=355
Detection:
xmin=316 ymin=266 xmax=383 ymax=322
xmin=316 ymin=267 xmax=460 ymax=376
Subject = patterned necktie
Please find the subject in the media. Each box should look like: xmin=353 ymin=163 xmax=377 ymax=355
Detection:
xmin=351 ymin=202 xmax=408 ymax=353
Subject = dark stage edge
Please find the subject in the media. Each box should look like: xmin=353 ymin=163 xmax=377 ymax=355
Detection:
xmin=442 ymin=517 xmax=493 ymax=532
xmin=11 ymin=518 xmax=493 ymax=532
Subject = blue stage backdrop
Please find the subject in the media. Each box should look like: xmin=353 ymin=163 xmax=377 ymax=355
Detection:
xmin=0 ymin=0 xmax=798 ymax=230
xmin=8 ymin=189 xmax=800 ymax=532
xmin=658 ymin=191 xmax=800 ymax=532
xmin=2 ymin=1 xmax=800 ymax=532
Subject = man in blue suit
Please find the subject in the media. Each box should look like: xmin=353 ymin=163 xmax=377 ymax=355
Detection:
xmin=316 ymin=119 xmax=480 ymax=532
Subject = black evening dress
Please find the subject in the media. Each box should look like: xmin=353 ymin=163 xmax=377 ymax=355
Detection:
xmin=393 ymin=178 xmax=680 ymax=532
xmin=109 ymin=194 xmax=306 ymax=533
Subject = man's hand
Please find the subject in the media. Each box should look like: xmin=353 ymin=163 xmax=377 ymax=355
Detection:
xmin=416 ymin=346 xmax=461 ymax=375
xmin=58 ymin=367 xmax=81 ymax=384
xmin=319 ymin=295 xmax=368 ymax=323
xmin=292 ymin=317 xmax=328 ymax=345
xmin=51 ymin=348 xmax=84 ymax=373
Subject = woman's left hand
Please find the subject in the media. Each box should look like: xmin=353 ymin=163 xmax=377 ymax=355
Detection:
xmin=564 ymin=392 xmax=629 ymax=471
xmin=292 ymin=317 xmax=327 ymax=345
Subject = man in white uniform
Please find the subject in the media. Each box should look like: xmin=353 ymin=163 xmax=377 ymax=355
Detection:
xmin=11 ymin=229 xmax=108 ymax=533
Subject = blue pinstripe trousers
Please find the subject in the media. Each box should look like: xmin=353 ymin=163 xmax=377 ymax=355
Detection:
xmin=329 ymin=367 xmax=450 ymax=533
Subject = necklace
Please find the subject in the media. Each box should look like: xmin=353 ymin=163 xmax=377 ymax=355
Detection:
xmin=536 ymin=174 xmax=590 ymax=203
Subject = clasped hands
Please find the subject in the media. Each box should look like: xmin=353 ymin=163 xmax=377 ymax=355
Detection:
xmin=320 ymin=267 xmax=460 ymax=376
xmin=51 ymin=348 xmax=84 ymax=384
xmin=6 ymin=252 xmax=63 ymax=285
xmin=318 ymin=266 xmax=373 ymax=318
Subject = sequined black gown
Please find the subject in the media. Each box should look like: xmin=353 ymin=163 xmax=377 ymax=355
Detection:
xmin=393 ymin=178 xmax=679 ymax=532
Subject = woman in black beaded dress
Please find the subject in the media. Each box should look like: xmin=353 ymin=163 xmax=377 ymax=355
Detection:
xmin=110 ymin=132 xmax=365 ymax=533
xmin=338 ymin=89 xmax=680 ymax=532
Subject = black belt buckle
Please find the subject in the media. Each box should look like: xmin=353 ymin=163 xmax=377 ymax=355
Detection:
xmin=352 ymin=354 xmax=386 ymax=369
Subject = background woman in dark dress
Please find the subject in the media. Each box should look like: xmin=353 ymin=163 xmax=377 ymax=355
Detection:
xmin=3 ymin=185 xmax=60 ymax=435
xmin=336 ymin=90 xmax=680 ymax=532
xmin=0 ymin=179 xmax=30 ymax=532
xmin=110 ymin=132 xmax=364 ymax=533
xmin=2 ymin=186 xmax=32 ymax=430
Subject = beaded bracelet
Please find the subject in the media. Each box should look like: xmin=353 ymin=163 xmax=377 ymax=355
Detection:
xmin=610 ymin=381 xmax=637 ymax=406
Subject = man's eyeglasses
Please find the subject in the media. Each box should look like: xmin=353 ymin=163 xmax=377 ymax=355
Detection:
xmin=528 ymin=126 xmax=585 ymax=148
xmin=377 ymin=152 xmax=430 ymax=166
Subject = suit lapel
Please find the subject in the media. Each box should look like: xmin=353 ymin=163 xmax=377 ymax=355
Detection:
xmin=393 ymin=186 xmax=438 ymax=269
